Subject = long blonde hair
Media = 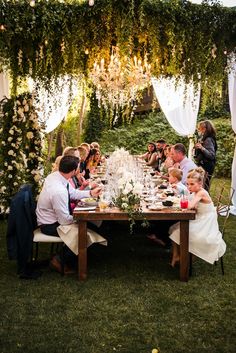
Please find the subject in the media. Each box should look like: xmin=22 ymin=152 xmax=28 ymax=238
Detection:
xmin=187 ymin=167 xmax=205 ymax=183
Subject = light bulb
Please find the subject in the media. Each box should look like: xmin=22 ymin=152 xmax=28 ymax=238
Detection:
xmin=30 ymin=0 xmax=35 ymax=7
xmin=89 ymin=0 xmax=94 ymax=6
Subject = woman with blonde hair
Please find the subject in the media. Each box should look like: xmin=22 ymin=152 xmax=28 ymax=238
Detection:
xmin=169 ymin=167 xmax=226 ymax=267
xmin=52 ymin=155 xmax=62 ymax=172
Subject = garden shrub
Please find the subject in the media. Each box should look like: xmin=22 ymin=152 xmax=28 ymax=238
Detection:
xmin=99 ymin=112 xmax=234 ymax=178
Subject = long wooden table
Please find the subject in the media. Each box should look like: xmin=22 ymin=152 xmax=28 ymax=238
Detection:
xmin=73 ymin=207 xmax=196 ymax=282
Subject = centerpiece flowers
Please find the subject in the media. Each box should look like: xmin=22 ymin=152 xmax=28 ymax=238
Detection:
xmin=113 ymin=172 xmax=145 ymax=233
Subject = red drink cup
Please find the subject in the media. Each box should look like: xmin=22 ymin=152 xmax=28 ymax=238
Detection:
xmin=180 ymin=199 xmax=188 ymax=209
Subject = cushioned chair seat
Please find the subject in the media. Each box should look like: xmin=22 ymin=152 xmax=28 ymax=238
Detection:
xmin=33 ymin=228 xmax=63 ymax=243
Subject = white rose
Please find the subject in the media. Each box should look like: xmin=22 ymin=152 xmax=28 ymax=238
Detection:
xmin=123 ymin=182 xmax=133 ymax=195
xmin=24 ymin=104 xmax=29 ymax=112
xmin=1 ymin=141 xmax=6 ymax=145
xmin=4 ymin=162 xmax=8 ymax=166
xmin=133 ymin=182 xmax=143 ymax=195
xmin=8 ymin=174 xmax=13 ymax=178
xmin=26 ymin=132 xmax=34 ymax=139
xmin=8 ymin=166 xmax=13 ymax=170
xmin=13 ymin=182 xmax=18 ymax=186
xmin=17 ymin=107 xmax=24 ymax=115
xmin=8 ymin=150 xmax=14 ymax=156
xmin=121 ymin=202 xmax=128 ymax=209
xmin=9 ymin=129 xmax=14 ymax=135
xmin=8 ymin=137 xmax=13 ymax=142
xmin=22 ymin=99 xmax=27 ymax=106
xmin=1 ymin=186 xmax=7 ymax=192
xmin=34 ymin=174 xmax=41 ymax=182
xmin=0 ymin=128 xmax=3 ymax=133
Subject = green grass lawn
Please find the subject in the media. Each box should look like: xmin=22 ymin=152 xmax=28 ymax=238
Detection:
xmin=0 ymin=179 xmax=236 ymax=353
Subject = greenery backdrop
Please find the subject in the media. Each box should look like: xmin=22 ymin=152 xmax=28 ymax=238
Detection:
xmin=0 ymin=0 xmax=236 ymax=92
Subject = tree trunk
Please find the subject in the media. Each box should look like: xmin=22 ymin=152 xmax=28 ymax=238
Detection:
xmin=77 ymin=86 xmax=87 ymax=145
xmin=55 ymin=126 xmax=65 ymax=157
xmin=47 ymin=131 xmax=54 ymax=162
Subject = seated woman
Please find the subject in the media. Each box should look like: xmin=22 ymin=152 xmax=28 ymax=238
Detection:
xmin=139 ymin=142 xmax=158 ymax=169
xmin=169 ymin=167 xmax=226 ymax=267
xmin=52 ymin=155 xmax=62 ymax=172
xmin=78 ymin=145 xmax=90 ymax=179
xmin=155 ymin=145 xmax=174 ymax=180
xmin=86 ymin=148 xmax=101 ymax=173
xmin=90 ymin=141 xmax=100 ymax=150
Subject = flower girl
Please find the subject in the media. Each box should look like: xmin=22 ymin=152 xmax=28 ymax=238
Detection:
xmin=169 ymin=167 xmax=226 ymax=267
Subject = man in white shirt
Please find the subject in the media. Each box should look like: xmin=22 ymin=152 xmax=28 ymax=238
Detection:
xmin=36 ymin=155 xmax=101 ymax=273
xmin=171 ymin=143 xmax=197 ymax=185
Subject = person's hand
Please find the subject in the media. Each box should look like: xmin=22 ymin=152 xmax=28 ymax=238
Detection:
xmin=90 ymin=187 xmax=102 ymax=198
xmin=89 ymin=181 xmax=99 ymax=189
xmin=195 ymin=142 xmax=203 ymax=150
xmin=81 ymin=179 xmax=89 ymax=188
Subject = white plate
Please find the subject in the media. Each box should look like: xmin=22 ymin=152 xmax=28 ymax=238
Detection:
xmin=148 ymin=205 xmax=163 ymax=210
xmin=80 ymin=198 xmax=98 ymax=206
xmin=74 ymin=206 xmax=96 ymax=211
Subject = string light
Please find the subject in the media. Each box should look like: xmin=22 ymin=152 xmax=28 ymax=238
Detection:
xmin=88 ymin=0 xmax=94 ymax=6
xmin=29 ymin=0 xmax=35 ymax=7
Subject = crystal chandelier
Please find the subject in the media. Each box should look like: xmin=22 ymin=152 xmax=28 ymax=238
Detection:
xmin=89 ymin=47 xmax=151 ymax=110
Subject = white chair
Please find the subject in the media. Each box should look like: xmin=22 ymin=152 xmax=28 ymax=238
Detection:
xmin=33 ymin=228 xmax=64 ymax=275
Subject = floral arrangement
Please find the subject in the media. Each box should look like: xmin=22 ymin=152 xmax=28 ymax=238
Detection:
xmin=0 ymin=93 xmax=44 ymax=213
xmin=105 ymin=149 xmax=147 ymax=233
xmin=114 ymin=173 xmax=144 ymax=233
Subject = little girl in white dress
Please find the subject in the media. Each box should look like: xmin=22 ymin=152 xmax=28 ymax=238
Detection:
xmin=169 ymin=167 xmax=226 ymax=267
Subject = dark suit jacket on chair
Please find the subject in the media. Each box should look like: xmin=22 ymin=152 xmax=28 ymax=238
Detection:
xmin=6 ymin=184 xmax=37 ymax=275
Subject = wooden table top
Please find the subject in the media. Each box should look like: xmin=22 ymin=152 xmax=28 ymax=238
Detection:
xmin=73 ymin=206 xmax=196 ymax=221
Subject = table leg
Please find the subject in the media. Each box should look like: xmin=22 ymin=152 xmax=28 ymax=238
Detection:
xmin=179 ymin=220 xmax=189 ymax=282
xmin=78 ymin=220 xmax=87 ymax=281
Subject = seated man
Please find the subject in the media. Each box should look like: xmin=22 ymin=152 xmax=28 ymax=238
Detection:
xmin=171 ymin=143 xmax=197 ymax=185
xmin=36 ymin=155 xmax=102 ymax=273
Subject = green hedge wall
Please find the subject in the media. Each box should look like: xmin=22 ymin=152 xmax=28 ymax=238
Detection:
xmin=99 ymin=112 xmax=234 ymax=178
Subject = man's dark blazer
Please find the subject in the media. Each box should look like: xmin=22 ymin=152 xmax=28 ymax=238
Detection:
xmin=6 ymin=184 xmax=37 ymax=275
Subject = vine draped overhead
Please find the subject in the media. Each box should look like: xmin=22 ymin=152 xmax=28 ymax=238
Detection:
xmin=0 ymin=0 xmax=236 ymax=92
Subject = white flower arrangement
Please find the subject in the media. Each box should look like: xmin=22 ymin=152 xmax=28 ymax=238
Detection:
xmin=0 ymin=93 xmax=45 ymax=212
xmin=106 ymin=149 xmax=145 ymax=233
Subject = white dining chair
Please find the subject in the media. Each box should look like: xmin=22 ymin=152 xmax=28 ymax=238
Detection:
xmin=33 ymin=228 xmax=64 ymax=275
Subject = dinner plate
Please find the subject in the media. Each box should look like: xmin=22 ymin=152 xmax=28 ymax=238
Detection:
xmin=81 ymin=198 xmax=98 ymax=206
xmin=148 ymin=205 xmax=163 ymax=210
xmin=74 ymin=206 xmax=96 ymax=211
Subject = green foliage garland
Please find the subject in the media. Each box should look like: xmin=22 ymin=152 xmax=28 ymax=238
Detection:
xmin=0 ymin=0 xmax=235 ymax=91
xmin=0 ymin=93 xmax=44 ymax=212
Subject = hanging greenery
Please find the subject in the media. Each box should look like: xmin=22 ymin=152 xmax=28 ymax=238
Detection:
xmin=0 ymin=0 xmax=235 ymax=92
xmin=0 ymin=93 xmax=44 ymax=212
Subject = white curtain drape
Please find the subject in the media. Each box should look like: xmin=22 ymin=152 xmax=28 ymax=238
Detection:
xmin=28 ymin=76 xmax=78 ymax=133
xmin=151 ymin=76 xmax=201 ymax=158
xmin=0 ymin=71 xmax=10 ymax=100
xmin=228 ymin=56 xmax=236 ymax=215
